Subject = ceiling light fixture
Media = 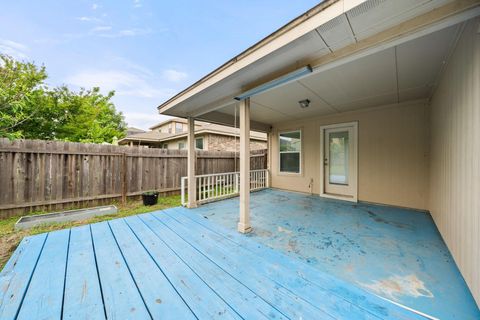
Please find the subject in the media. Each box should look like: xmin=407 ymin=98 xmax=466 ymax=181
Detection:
xmin=298 ymin=99 xmax=310 ymax=108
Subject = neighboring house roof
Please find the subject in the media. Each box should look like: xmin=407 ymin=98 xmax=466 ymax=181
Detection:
xmin=149 ymin=117 xmax=188 ymax=130
xmin=126 ymin=127 xmax=146 ymax=135
xmin=156 ymin=122 xmax=267 ymax=142
xmin=119 ymin=121 xmax=266 ymax=145
xmin=119 ymin=131 xmax=171 ymax=143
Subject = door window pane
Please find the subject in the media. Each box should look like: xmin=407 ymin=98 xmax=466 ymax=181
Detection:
xmin=329 ymin=131 xmax=349 ymax=185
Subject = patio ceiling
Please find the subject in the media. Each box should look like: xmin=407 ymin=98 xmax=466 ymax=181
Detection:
xmin=216 ymin=24 xmax=462 ymax=124
xmin=158 ymin=0 xmax=480 ymax=131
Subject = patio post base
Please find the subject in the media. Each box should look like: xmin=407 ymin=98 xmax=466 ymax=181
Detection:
xmin=237 ymin=223 xmax=252 ymax=234
xmin=187 ymin=203 xmax=198 ymax=209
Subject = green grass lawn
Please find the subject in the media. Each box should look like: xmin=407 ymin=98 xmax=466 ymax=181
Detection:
xmin=0 ymin=194 xmax=181 ymax=270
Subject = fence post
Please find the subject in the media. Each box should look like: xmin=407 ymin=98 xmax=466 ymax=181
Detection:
xmin=121 ymin=153 xmax=127 ymax=205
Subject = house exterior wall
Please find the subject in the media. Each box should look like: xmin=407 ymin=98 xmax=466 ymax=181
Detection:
xmin=155 ymin=121 xmax=190 ymax=134
xmin=161 ymin=134 xmax=266 ymax=152
xmin=207 ymin=134 xmax=266 ymax=152
xmin=429 ymin=18 xmax=480 ymax=305
xmin=270 ymin=100 xmax=429 ymax=210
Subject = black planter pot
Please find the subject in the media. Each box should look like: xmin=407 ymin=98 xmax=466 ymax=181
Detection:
xmin=142 ymin=192 xmax=159 ymax=206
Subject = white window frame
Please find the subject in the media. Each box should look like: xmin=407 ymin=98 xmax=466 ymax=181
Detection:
xmin=278 ymin=129 xmax=302 ymax=175
xmin=195 ymin=137 xmax=204 ymax=150
xmin=175 ymin=122 xmax=183 ymax=134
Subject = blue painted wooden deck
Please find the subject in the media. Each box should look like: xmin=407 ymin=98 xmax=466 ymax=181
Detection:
xmin=0 ymin=205 xmax=438 ymax=319
xmin=192 ymin=189 xmax=480 ymax=320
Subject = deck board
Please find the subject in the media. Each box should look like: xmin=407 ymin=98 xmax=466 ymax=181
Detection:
xmin=125 ymin=215 xmax=240 ymax=319
xmin=90 ymin=222 xmax=151 ymax=319
xmin=149 ymin=212 xmax=337 ymax=320
xmin=170 ymin=206 xmax=427 ymax=320
xmin=0 ymin=234 xmax=47 ymax=320
xmin=108 ymin=218 xmax=195 ymax=319
xmin=0 ymin=203 xmax=438 ymax=319
xmin=63 ymin=225 xmax=105 ymax=320
xmin=139 ymin=213 xmax=289 ymax=320
xmin=17 ymin=229 xmax=70 ymax=320
xmin=155 ymin=210 xmax=375 ymax=320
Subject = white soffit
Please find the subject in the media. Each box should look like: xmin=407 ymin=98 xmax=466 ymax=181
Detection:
xmin=347 ymin=0 xmax=451 ymax=40
xmin=298 ymin=47 xmax=397 ymax=109
xmin=316 ymin=14 xmax=356 ymax=50
xmin=237 ymin=23 xmax=461 ymax=117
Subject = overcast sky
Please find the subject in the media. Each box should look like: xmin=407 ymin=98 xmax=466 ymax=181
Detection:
xmin=0 ymin=0 xmax=320 ymax=130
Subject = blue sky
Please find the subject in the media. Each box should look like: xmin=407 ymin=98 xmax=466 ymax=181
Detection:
xmin=0 ymin=0 xmax=320 ymax=129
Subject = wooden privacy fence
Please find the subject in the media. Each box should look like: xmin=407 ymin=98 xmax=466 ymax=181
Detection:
xmin=0 ymin=138 xmax=267 ymax=218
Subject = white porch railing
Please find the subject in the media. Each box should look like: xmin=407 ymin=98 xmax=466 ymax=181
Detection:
xmin=181 ymin=169 xmax=268 ymax=206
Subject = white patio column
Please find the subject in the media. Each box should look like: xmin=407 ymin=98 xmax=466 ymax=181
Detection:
xmin=266 ymin=131 xmax=272 ymax=188
xmin=187 ymin=117 xmax=197 ymax=208
xmin=238 ymin=98 xmax=252 ymax=233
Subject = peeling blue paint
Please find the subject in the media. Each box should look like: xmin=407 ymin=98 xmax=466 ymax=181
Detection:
xmin=192 ymin=189 xmax=480 ymax=320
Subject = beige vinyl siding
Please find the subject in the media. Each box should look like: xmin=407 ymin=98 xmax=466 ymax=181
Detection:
xmin=271 ymin=100 xmax=430 ymax=210
xmin=429 ymin=18 xmax=480 ymax=305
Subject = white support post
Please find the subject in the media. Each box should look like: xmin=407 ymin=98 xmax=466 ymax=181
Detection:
xmin=266 ymin=131 xmax=272 ymax=188
xmin=187 ymin=117 xmax=197 ymax=208
xmin=238 ymin=98 xmax=252 ymax=233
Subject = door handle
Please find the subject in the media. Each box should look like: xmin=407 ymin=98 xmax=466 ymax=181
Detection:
xmin=324 ymin=158 xmax=328 ymax=166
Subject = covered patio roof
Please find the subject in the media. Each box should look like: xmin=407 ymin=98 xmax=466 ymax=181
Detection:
xmin=157 ymin=0 xmax=480 ymax=131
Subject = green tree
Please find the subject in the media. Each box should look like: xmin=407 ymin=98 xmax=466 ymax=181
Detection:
xmin=0 ymin=54 xmax=126 ymax=143
xmin=0 ymin=54 xmax=47 ymax=139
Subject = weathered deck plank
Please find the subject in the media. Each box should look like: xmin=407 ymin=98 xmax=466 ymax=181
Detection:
xmin=153 ymin=210 xmax=368 ymax=320
xmin=63 ymin=225 xmax=105 ymax=320
xmin=0 ymin=234 xmax=47 ymax=320
xmin=108 ymin=218 xmax=196 ymax=319
xmin=17 ymin=229 xmax=70 ymax=320
xmin=170 ymin=206 xmax=428 ymax=320
xmin=138 ymin=213 xmax=289 ymax=320
xmin=125 ymin=215 xmax=241 ymax=320
xmin=90 ymin=221 xmax=151 ymax=319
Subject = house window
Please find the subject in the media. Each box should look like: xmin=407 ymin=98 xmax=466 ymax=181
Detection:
xmin=162 ymin=143 xmax=168 ymax=149
xmin=175 ymin=123 xmax=183 ymax=133
xmin=178 ymin=142 xmax=186 ymax=150
xmin=279 ymin=130 xmax=301 ymax=174
xmin=195 ymin=137 xmax=204 ymax=150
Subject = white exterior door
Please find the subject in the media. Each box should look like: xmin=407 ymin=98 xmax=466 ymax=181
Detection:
xmin=321 ymin=122 xmax=358 ymax=201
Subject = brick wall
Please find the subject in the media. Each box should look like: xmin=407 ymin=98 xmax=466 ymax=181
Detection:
xmin=206 ymin=133 xmax=266 ymax=152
